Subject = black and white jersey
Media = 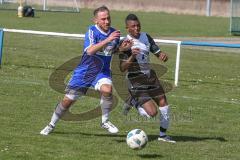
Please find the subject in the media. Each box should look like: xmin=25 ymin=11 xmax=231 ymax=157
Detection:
xmin=119 ymin=32 xmax=160 ymax=74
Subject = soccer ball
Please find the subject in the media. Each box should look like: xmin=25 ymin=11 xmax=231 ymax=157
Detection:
xmin=126 ymin=129 xmax=148 ymax=149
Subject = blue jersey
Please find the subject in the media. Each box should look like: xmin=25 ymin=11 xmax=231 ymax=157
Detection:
xmin=82 ymin=25 xmax=118 ymax=71
xmin=67 ymin=25 xmax=119 ymax=91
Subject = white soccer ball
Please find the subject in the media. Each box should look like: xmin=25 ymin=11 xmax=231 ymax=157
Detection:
xmin=126 ymin=129 xmax=148 ymax=149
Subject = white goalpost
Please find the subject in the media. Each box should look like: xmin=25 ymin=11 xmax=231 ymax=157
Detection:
xmin=230 ymin=0 xmax=240 ymax=35
xmin=154 ymin=39 xmax=181 ymax=87
xmin=42 ymin=0 xmax=80 ymax=12
xmin=0 ymin=0 xmax=80 ymax=12
xmin=2 ymin=29 xmax=240 ymax=86
xmin=0 ymin=28 xmax=182 ymax=87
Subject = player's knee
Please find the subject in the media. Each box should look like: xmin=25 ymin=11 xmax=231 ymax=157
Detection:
xmin=62 ymin=96 xmax=75 ymax=108
xmin=144 ymin=107 xmax=157 ymax=117
xmin=100 ymin=84 xmax=112 ymax=97
xmin=147 ymin=110 xmax=158 ymax=117
xmin=159 ymin=95 xmax=168 ymax=107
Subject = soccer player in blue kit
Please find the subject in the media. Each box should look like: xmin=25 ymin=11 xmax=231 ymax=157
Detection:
xmin=40 ymin=6 xmax=121 ymax=135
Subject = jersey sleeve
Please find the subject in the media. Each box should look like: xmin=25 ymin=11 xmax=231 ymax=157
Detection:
xmin=146 ymin=34 xmax=161 ymax=54
xmin=108 ymin=28 xmax=120 ymax=53
xmin=83 ymin=28 xmax=97 ymax=52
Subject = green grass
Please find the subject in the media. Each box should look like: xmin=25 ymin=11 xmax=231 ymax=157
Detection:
xmin=0 ymin=9 xmax=240 ymax=160
xmin=0 ymin=9 xmax=231 ymax=37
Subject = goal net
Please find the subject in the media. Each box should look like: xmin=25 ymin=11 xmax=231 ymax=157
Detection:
xmin=0 ymin=0 xmax=80 ymax=12
xmin=230 ymin=0 xmax=240 ymax=35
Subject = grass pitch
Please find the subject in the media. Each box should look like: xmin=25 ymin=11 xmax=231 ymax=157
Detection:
xmin=0 ymin=9 xmax=240 ymax=160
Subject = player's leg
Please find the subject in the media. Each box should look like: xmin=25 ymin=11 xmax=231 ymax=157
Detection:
xmin=157 ymin=95 xmax=176 ymax=143
xmin=141 ymin=100 xmax=158 ymax=117
xmin=126 ymin=94 xmax=157 ymax=118
xmin=123 ymin=73 xmax=148 ymax=116
xmin=40 ymin=69 xmax=88 ymax=136
xmin=135 ymin=98 xmax=158 ymax=118
xmin=99 ymin=83 xmax=113 ymax=123
xmin=122 ymin=94 xmax=136 ymax=115
xmin=146 ymin=69 xmax=175 ymax=143
xmin=158 ymin=95 xmax=169 ymax=136
xmin=124 ymin=89 xmax=156 ymax=118
xmin=94 ymin=77 xmax=119 ymax=134
xmin=50 ymin=96 xmax=75 ymax=127
xmin=128 ymin=79 xmax=158 ymax=118
xmin=40 ymin=95 xmax=76 ymax=136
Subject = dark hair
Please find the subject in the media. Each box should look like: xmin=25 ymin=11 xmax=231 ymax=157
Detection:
xmin=93 ymin=5 xmax=109 ymax=17
xmin=125 ymin=14 xmax=139 ymax=25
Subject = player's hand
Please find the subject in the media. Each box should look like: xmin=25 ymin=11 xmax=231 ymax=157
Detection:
xmin=131 ymin=48 xmax=140 ymax=57
xmin=107 ymin=30 xmax=121 ymax=42
xmin=119 ymin=39 xmax=133 ymax=52
xmin=159 ymin=52 xmax=168 ymax=62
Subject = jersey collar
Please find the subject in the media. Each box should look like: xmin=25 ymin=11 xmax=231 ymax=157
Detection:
xmin=127 ymin=33 xmax=142 ymax=40
xmin=95 ymin=25 xmax=110 ymax=35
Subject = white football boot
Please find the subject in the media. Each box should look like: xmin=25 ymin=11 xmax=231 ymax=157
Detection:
xmin=40 ymin=124 xmax=55 ymax=136
xmin=101 ymin=121 xmax=119 ymax=134
xmin=158 ymin=135 xmax=176 ymax=143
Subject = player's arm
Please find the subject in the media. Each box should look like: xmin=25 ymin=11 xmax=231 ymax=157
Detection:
xmin=155 ymin=51 xmax=168 ymax=62
xmin=119 ymin=48 xmax=140 ymax=72
xmin=118 ymin=39 xmax=133 ymax=52
xmin=147 ymin=34 xmax=168 ymax=62
xmin=86 ymin=30 xmax=121 ymax=55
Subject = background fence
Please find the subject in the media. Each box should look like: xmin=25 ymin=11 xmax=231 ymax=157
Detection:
xmin=0 ymin=0 xmax=232 ymax=17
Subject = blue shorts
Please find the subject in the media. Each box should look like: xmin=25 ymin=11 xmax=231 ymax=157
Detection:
xmin=65 ymin=68 xmax=112 ymax=100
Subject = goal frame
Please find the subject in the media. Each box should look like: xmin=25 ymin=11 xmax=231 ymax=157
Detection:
xmin=230 ymin=0 xmax=240 ymax=35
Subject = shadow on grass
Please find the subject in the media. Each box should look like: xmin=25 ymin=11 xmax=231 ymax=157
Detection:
xmin=137 ymin=153 xmax=163 ymax=159
xmin=148 ymin=135 xmax=227 ymax=142
xmin=170 ymin=135 xmax=227 ymax=142
xmin=53 ymin=131 xmax=126 ymax=137
xmin=53 ymin=131 xmax=227 ymax=142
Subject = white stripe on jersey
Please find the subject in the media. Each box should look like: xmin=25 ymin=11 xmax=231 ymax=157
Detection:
xmin=89 ymin=29 xmax=94 ymax=44
xmin=84 ymin=29 xmax=94 ymax=52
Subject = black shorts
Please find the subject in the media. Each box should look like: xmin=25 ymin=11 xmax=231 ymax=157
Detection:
xmin=126 ymin=70 xmax=165 ymax=106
